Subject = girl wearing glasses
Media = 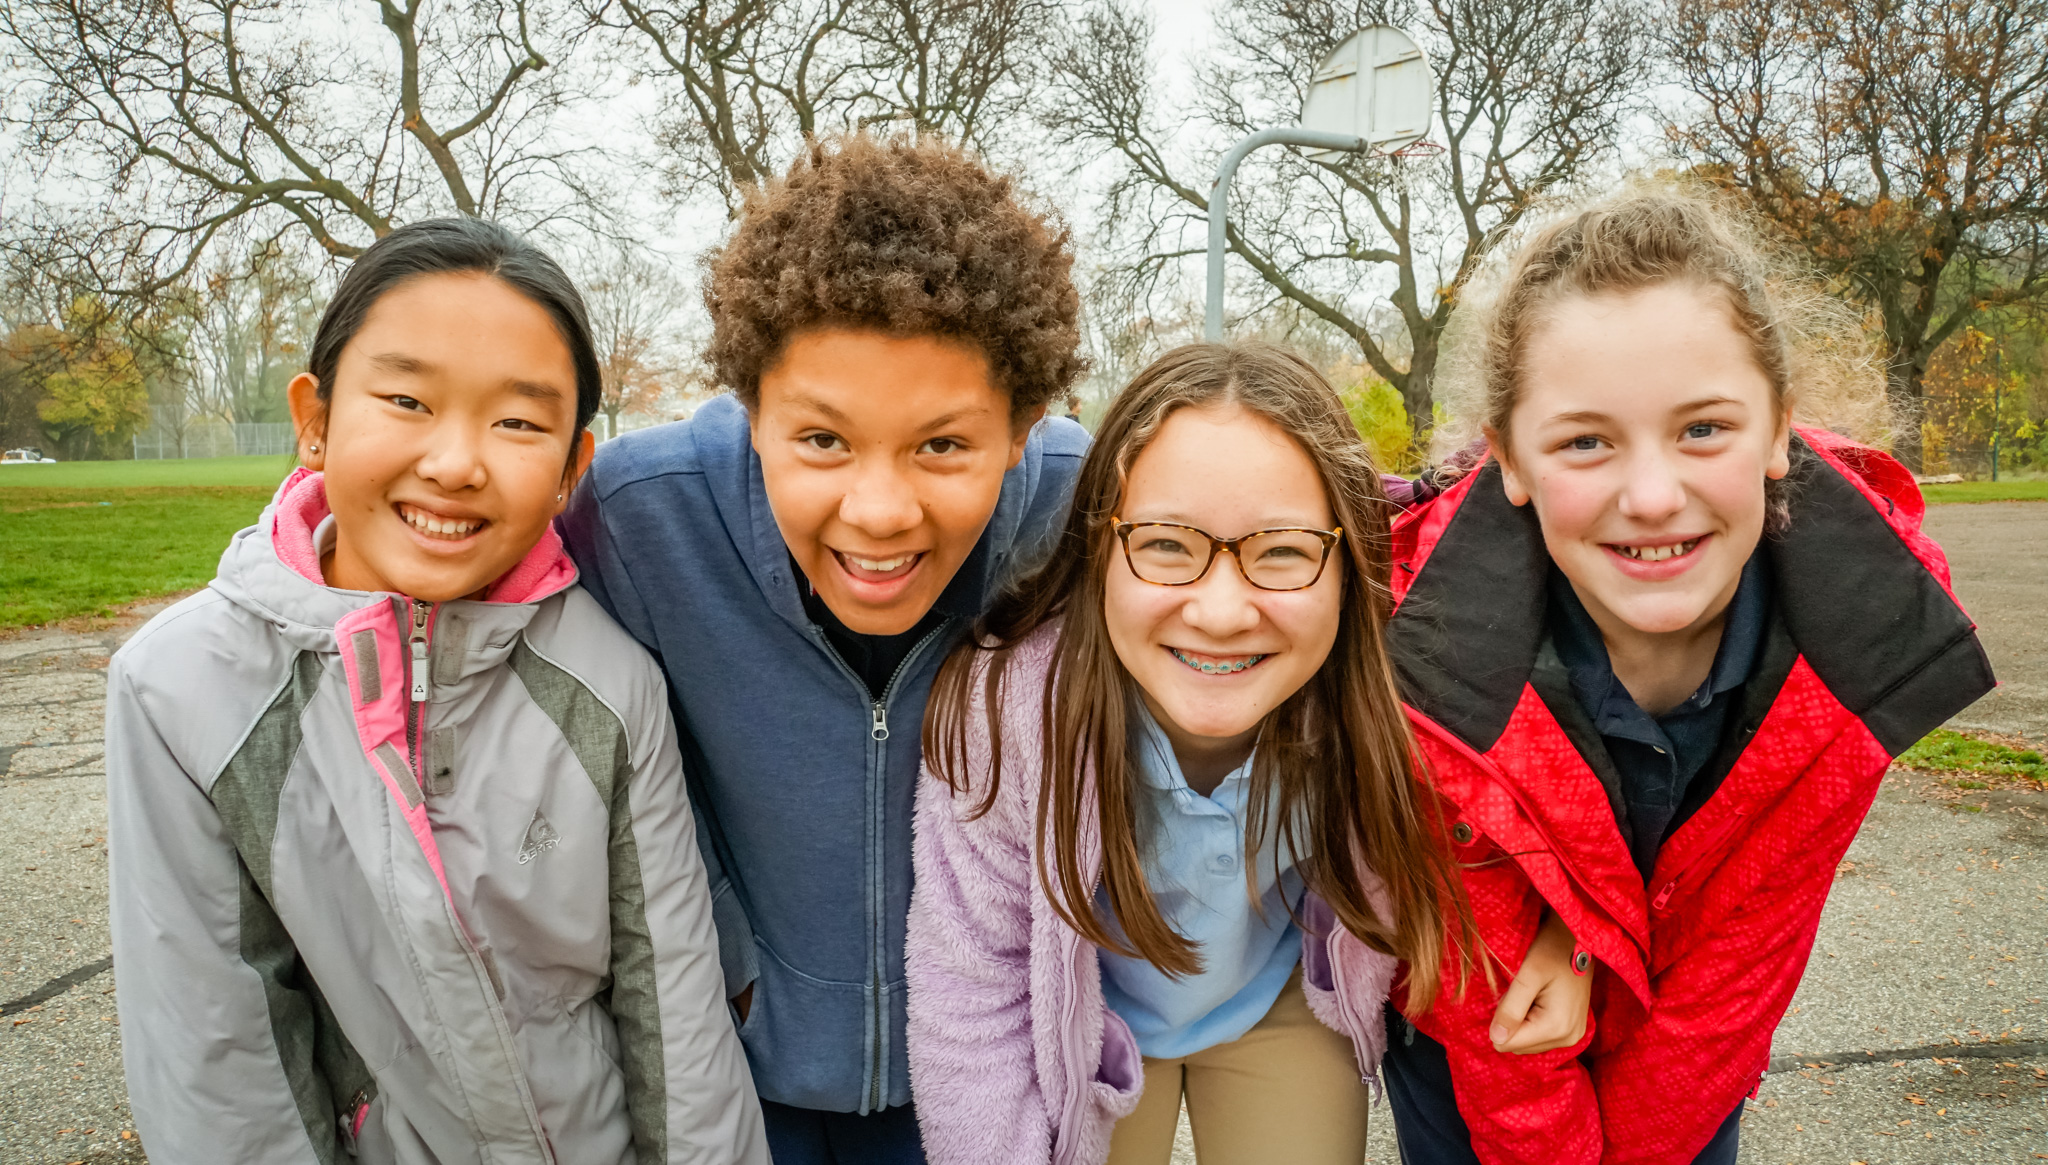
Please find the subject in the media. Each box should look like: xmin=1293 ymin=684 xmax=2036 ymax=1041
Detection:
xmin=904 ymin=344 xmax=1584 ymax=1165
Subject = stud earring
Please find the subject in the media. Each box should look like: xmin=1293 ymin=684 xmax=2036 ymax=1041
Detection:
xmin=556 ymin=493 xmax=563 ymax=501
xmin=308 ymin=444 xmax=319 ymax=454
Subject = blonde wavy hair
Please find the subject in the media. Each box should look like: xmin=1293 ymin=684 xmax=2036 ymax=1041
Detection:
xmin=1432 ymin=180 xmax=1891 ymax=469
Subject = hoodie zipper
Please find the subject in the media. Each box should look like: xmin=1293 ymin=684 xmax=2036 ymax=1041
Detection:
xmin=806 ymin=618 xmax=952 ymax=1114
xmin=407 ymin=598 xmax=433 ymax=786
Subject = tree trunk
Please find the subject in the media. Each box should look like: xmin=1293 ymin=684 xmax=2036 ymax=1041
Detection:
xmin=1884 ymin=353 xmax=1925 ymax=474
xmin=1402 ymin=338 xmax=1439 ymax=444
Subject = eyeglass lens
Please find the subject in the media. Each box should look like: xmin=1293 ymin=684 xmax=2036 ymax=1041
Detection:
xmin=1123 ymin=525 xmax=1329 ymax=589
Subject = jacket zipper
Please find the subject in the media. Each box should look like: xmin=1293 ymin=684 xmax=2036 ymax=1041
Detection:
xmin=864 ymin=622 xmax=951 ymax=1113
xmin=1650 ymin=805 xmax=1748 ymax=913
xmin=407 ymin=598 xmax=433 ymax=786
xmin=806 ymin=617 xmax=953 ymax=1114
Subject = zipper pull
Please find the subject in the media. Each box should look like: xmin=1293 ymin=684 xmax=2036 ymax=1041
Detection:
xmin=409 ymin=600 xmax=431 ymax=703
xmin=870 ymin=703 xmax=889 ymax=741
xmin=1651 ymin=880 xmax=1677 ymax=911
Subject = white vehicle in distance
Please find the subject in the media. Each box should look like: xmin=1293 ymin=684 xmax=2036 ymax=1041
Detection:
xmin=1 ymin=448 xmax=58 ymax=464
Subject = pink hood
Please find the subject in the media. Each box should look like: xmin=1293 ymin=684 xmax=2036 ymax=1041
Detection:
xmin=268 ymin=466 xmax=578 ymax=605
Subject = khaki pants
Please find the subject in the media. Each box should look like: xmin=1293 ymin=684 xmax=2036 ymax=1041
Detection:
xmin=1106 ymin=968 xmax=1371 ymax=1165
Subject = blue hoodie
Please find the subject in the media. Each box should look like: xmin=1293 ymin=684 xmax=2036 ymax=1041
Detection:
xmin=559 ymin=393 xmax=1087 ymax=1114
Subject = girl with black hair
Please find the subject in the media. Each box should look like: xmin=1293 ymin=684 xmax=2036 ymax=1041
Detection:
xmin=106 ymin=217 xmax=769 ymax=1163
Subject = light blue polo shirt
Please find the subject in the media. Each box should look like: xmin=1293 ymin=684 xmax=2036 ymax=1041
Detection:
xmin=1096 ymin=705 xmax=1305 ymax=1059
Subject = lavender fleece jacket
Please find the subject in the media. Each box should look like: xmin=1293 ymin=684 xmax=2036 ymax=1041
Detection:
xmin=905 ymin=621 xmax=1398 ymax=1165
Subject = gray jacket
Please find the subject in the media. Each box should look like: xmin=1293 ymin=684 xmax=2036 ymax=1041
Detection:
xmin=106 ymin=469 xmax=768 ymax=1164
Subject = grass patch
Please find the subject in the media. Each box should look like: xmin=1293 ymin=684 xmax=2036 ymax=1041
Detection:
xmin=1899 ymin=728 xmax=2047 ymax=783
xmin=1921 ymin=480 xmax=2048 ymax=504
xmin=0 ymin=455 xmax=297 ymax=490
xmin=0 ymin=485 xmax=272 ymax=629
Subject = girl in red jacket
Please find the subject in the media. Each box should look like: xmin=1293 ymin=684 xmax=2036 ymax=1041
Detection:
xmin=1379 ymin=186 xmax=1995 ymax=1164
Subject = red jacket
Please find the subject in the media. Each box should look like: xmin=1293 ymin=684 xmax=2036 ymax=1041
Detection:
xmin=1383 ymin=430 xmax=1994 ymax=1164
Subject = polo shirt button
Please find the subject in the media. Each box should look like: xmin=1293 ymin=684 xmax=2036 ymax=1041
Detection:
xmin=1215 ymin=854 xmax=1236 ymax=871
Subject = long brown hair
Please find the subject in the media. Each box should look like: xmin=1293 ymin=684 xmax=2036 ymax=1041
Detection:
xmin=923 ymin=342 xmax=1472 ymax=1008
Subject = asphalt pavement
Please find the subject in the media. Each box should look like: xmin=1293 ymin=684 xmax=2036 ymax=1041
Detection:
xmin=2 ymin=501 xmax=2042 ymax=1164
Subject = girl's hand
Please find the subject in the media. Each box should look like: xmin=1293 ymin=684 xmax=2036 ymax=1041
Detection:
xmin=1489 ymin=908 xmax=1592 ymax=1054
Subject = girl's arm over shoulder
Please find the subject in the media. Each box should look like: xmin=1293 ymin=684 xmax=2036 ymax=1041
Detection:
xmin=906 ymin=650 xmax=1055 ymax=1165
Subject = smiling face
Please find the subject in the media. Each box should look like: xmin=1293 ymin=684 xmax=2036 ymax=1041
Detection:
xmin=1497 ymin=281 xmax=1790 ymax=647
xmin=750 ymin=327 xmax=1039 ymax=635
xmin=1103 ymin=403 xmax=1344 ymax=765
xmin=288 ymin=271 xmax=592 ymax=602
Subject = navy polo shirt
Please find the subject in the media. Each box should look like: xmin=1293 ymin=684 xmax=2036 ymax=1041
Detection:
xmin=1548 ymin=554 xmax=1770 ymax=880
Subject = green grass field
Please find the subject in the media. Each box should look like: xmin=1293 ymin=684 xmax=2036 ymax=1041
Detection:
xmin=1899 ymin=728 xmax=2047 ymax=784
xmin=1918 ymin=479 xmax=2048 ymax=504
xmin=0 ymin=455 xmax=296 ymax=490
xmin=0 ymin=458 xmax=293 ymax=628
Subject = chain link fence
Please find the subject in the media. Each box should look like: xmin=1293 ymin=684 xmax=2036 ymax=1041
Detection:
xmin=131 ymin=421 xmax=295 ymax=459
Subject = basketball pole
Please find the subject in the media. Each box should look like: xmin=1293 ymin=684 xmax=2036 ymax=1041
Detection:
xmin=1204 ymin=128 xmax=1371 ymax=342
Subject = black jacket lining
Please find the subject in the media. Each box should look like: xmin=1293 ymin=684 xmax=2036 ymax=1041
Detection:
xmin=1768 ymin=444 xmax=1996 ymax=756
xmin=1527 ymin=639 xmax=1634 ymax=851
xmin=1386 ymin=461 xmax=1549 ymax=752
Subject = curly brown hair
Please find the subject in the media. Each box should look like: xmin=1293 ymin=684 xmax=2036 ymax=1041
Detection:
xmin=703 ymin=134 xmax=1085 ymax=418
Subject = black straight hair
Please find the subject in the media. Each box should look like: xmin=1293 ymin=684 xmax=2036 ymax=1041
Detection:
xmin=306 ymin=217 xmax=601 ymax=437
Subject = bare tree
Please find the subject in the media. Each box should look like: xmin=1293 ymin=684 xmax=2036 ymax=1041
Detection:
xmin=1664 ymin=0 xmax=2048 ymax=471
xmin=1046 ymin=0 xmax=1647 ymax=435
xmin=186 ymin=240 xmax=319 ymax=425
xmin=603 ymin=0 xmax=1058 ymax=213
xmin=0 ymin=0 xmax=601 ymax=292
xmin=580 ymin=246 xmax=699 ymax=438
xmin=845 ymin=0 xmax=1057 ymax=141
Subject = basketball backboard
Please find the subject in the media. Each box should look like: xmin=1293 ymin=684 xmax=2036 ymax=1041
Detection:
xmin=1299 ymin=26 xmax=1434 ymax=159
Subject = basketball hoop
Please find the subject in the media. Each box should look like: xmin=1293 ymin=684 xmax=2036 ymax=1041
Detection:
xmin=1386 ymin=139 xmax=1445 ymax=160
xmin=1205 ymin=25 xmax=1440 ymax=340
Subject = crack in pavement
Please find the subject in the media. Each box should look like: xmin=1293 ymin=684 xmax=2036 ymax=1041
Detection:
xmin=3 ymin=763 xmax=108 ymax=782
xmin=1769 ymin=1040 xmax=2048 ymax=1073
xmin=0 ymin=954 xmax=113 ymax=1016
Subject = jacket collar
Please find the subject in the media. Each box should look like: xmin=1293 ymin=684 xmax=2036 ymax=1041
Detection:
xmin=1388 ymin=433 xmax=1992 ymax=758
